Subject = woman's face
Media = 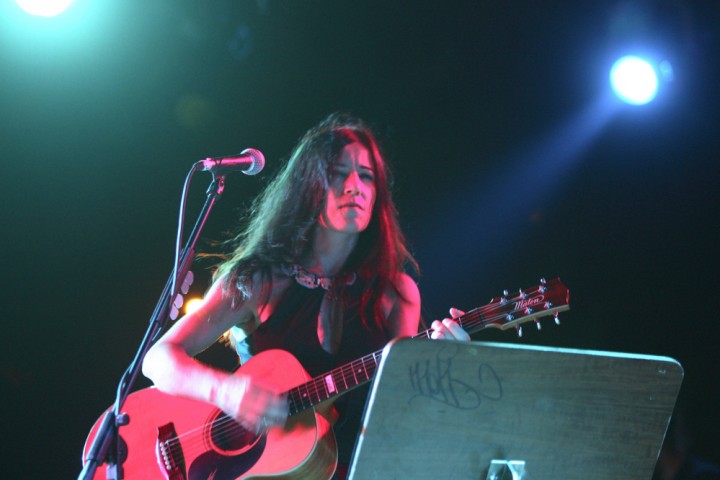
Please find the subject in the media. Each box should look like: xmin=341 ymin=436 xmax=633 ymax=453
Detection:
xmin=318 ymin=142 xmax=377 ymax=235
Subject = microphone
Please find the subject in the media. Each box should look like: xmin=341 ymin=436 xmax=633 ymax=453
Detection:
xmin=195 ymin=148 xmax=265 ymax=175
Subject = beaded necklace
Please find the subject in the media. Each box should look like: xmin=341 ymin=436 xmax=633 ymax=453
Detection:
xmin=283 ymin=264 xmax=357 ymax=290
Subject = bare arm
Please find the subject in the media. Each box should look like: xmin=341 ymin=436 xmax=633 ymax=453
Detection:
xmin=141 ymin=276 xmax=287 ymax=430
xmin=385 ymin=272 xmax=422 ymax=337
xmin=386 ymin=273 xmax=470 ymax=341
xmin=142 ymin=277 xmax=244 ymax=398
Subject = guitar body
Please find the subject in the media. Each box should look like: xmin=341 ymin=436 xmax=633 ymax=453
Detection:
xmin=83 ymin=349 xmax=338 ymax=480
xmin=83 ymin=279 xmax=570 ymax=479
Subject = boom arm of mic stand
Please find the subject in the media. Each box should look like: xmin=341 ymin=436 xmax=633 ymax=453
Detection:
xmin=79 ymin=174 xmax=227 ymax=480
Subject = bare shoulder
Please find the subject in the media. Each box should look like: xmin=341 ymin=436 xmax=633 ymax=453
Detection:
xmin=383 ymin=272 xmax=421 ymax=337
xmin=253 ymin=267 xmax=293 ymax=322
xmin=386 ymin=272 xmax=420 ymax=306
xmin=208 ymin=272 xmax=260 ymax=323
xmin=147 ymin=273 xmax=254 ymax=357
xmin=216 ymin=268 xmax=286 ymax=333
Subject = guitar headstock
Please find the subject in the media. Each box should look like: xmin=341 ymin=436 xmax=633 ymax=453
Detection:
xmin=460 ymin=277 xmax=570 ymax=337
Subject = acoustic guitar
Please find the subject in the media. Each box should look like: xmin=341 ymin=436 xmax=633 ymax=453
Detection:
xmin=83 ymin=278 xmax=570 ymax=479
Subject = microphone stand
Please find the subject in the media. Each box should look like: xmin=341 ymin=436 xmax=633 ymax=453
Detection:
xmin=79 ymin=171 xmax=227 ymax=480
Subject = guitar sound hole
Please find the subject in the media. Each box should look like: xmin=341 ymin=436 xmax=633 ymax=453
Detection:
xmin=210 ymin=413 xmax=260 ymax=453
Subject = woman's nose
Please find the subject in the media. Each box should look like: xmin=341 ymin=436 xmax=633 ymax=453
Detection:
xmin=344 ymin=172 xmax=361 ymax=195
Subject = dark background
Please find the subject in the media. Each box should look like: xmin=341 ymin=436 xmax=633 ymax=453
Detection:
xmin=1 ymin=1 xmax=718 ymax=477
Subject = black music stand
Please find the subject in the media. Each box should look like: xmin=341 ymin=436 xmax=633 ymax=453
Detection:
xmin=348 ymin=338 xmax=683 ymax=480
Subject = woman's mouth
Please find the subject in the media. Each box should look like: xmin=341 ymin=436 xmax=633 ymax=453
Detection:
xmin=340 ymin=203 xmax=362 ymax=210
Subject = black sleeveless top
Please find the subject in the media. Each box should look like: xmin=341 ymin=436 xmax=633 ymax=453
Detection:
xmin=232 ymin=280 xmax=391 ymax=469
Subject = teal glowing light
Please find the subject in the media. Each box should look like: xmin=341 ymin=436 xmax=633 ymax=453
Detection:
xmin=15 ymin=0 xmax=75 ymax=17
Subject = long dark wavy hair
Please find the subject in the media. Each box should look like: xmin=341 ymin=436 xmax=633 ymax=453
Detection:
xmin=215 ymin=112 xmax=418 ymax=330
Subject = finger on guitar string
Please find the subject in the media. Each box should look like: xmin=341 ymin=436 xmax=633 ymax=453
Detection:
xmin=211 ymin=373 xmax=287 ymax=432
xmin=430 ymin=320 xmax=446 ymax=339
xmin=256 ymin=392 xmax=289 ymax=429
xmin=429 ymin=307 xmax=470 ymax=341
xmin=442 ymin=318 xmax=470 ymax=341
xmin=241 ymin=377 xmax=289 ymax=431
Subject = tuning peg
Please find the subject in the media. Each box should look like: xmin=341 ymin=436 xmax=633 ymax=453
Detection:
xmin=519 ymin=288 xmax=527 ymax=299
xmin=535 ymin=319 xmax=542 ymax=330
xmin=554 ymin=312 xmax=561 ymax=325
xmin=501 ymin=290 xmax=509 ymax=305
xmin=539 ymin=278 xmax=547 ymax=292
xmin=516 ymin=326 xmax=523 ymax=337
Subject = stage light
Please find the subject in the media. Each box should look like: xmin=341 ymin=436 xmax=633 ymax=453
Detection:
xmin=15 ymin=0 xmax=75 ymax=17
xmin=184 ymin=297 xmax=205 ymax=315
xmin=610 ymin=56 xmax=659 ymax=105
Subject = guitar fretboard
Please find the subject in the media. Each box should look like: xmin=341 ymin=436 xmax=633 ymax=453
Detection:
xmin=287 ymin=350 xmax=383 ymax=415
xmin=285 ymin=317 xmax=480 ymax=415
xmin=284 ymin=277 xmax=568 ymax=416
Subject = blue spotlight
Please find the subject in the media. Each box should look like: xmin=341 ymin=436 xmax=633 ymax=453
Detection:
xmin=610 ymin=56 xmax=659 ymax=105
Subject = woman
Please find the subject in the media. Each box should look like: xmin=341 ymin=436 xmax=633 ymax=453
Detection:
xmin=142 ymin=113 xmax=469 ymax=478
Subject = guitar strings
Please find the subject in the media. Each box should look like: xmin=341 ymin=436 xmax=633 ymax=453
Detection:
xmin=176 ymin=287 xmax=546 ymax=446
xmin=159 ymin=284 xmax=560 ymax=464
xmin=110 ymin=304 xmax=542 ymax=476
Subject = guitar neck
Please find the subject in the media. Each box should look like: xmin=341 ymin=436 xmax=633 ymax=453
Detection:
xmin=285 ymin=277 xmax=569 ymax=416
xmin=285 ymin=326 xmax=463 ymax=415
xmin=286 ymin=349 xmax=383 ymax=415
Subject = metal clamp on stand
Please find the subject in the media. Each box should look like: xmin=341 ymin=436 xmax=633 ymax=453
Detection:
xmin=487 ymin=460 xmax=526 ymax=480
